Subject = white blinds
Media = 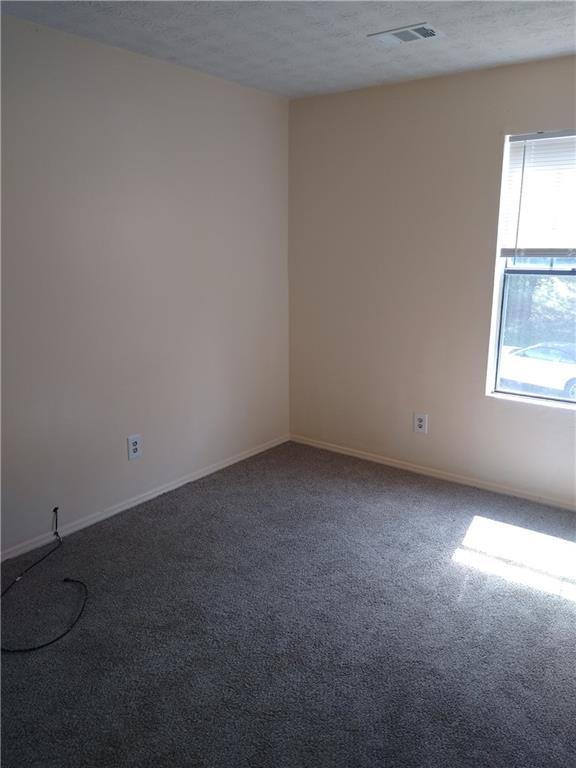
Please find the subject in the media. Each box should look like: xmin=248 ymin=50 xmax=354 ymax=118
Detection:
xmin=499 ymin=133 xmax=576 ymax=252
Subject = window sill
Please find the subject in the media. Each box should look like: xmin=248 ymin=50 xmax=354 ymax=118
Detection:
xmin=487 ymin=390 xmax=576 ymax=411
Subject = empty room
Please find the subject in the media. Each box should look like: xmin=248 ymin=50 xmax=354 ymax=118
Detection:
xmin=1 ymin=2 xmax=575 ymax=766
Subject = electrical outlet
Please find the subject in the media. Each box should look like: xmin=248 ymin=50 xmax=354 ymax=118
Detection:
xmin=127 ymin=434 xmax=142 ymax=460
xmin=413 ymin=413 xmax=428 ymax=434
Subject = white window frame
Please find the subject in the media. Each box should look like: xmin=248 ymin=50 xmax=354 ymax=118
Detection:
xmin=486 ymin=130 xmax=576 ymax=410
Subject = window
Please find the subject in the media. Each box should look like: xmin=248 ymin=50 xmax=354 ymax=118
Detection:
xmin=490 ymin=131 xmax=576 ymax=404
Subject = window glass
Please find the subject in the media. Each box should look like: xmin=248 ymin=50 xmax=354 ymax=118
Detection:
xmin=492 ymin=132 xmax=576 ymax=404
xmin=497 ymin=273 xmax=576 ymax=401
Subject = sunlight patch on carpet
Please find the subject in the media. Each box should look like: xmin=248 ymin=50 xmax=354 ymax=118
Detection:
xmin=453 ymin=516 xmax=576 ymax=602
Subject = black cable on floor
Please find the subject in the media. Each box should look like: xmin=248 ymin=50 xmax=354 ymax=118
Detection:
xmin=1 ymin=508 xmax=88 ymax=653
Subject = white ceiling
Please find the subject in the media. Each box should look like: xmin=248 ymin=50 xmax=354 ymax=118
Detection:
xmin=5 ymin=1 xmax=576 ymax=97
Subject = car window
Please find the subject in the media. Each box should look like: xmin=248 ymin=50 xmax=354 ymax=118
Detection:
xmin=522 ymin=347 xmax=562 ymax=361
xmin=553 ymin=349 xmax=575 ymax=363
xmin=522 ymin=347 xmax=547 ymax=359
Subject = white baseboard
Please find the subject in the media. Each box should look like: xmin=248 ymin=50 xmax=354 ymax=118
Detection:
xmin=1 ymin=435 xmax=290 ymax=561
xmin=4 ymin=432 xmax=572 ymax=561
xmin=291 ymin=434 xmax=576 ymax=512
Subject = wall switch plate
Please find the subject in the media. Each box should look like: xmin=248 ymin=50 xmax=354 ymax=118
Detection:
xmin=413 ymin=413 xmax=428 ymax=434
xmin=127 ymin=434 xmax=142 ymax=460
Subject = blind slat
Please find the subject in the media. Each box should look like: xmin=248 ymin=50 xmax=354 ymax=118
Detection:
xmin=500 ymin=248 xmax=576 ymax=258
xmin=499 ymin=133 xmax=576 ymax=251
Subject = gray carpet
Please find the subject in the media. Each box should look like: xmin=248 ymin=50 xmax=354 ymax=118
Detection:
xmin=2 ymin=442 xmax=575 ymax=768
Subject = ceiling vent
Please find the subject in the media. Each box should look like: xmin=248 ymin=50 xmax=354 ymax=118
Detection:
xmin=368 ymin=23 xmax=445 ymax=47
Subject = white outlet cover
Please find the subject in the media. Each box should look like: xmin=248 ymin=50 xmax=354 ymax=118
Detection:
xmin=413 ymin=413 xmax=428 ymax=434
xmin=127 ymin=434 xmax=142 ymax=460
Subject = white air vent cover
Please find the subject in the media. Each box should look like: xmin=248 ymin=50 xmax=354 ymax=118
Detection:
xmin=368 ymin=23 xmax=445 ymax=47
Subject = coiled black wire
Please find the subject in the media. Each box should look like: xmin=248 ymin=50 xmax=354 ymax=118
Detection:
xmin=1 ymin=509 xmax=88 ymax=653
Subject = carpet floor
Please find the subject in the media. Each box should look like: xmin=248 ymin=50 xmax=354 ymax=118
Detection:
xmin=2 ymin=442 xmax=575 ymax=768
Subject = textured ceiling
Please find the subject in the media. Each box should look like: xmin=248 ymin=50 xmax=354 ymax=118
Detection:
xmin=5 ymin=1 xmax=576 ymax=97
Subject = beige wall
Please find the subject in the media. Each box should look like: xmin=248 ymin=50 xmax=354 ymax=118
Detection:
xmin=290 ymin=56 xmax=576 ymax=509
xmin=3 ymin=20 xmax=575 ymax=558
xmin=2 ymin=19 xmax=289 ymax=555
